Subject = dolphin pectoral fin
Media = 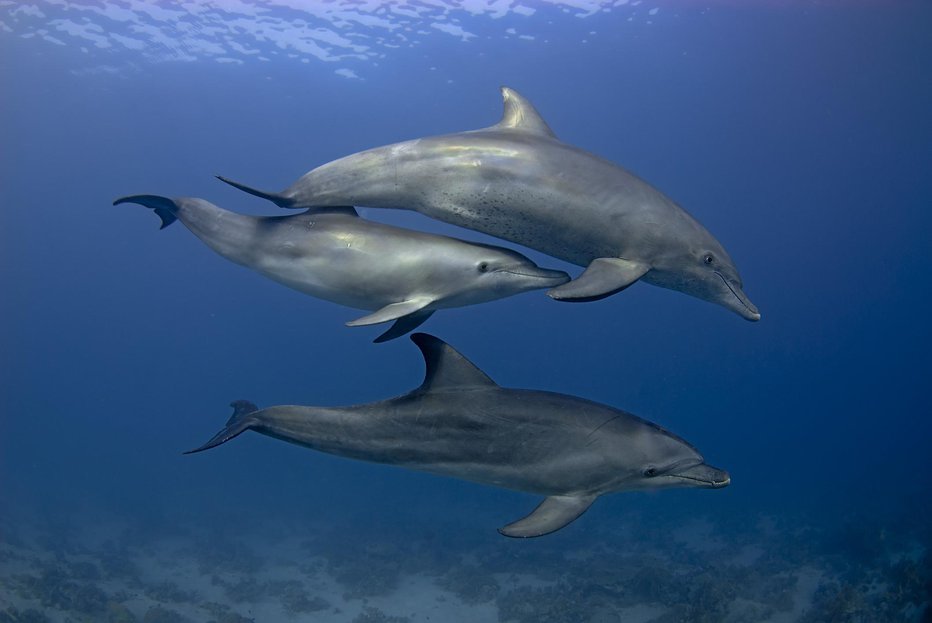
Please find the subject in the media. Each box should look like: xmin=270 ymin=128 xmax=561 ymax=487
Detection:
xmin=346 ymin=298 xmax=434 ymax=328
xmin=547 ymin=258 xmax=650 ymax=302
xmin=498 ymin=494 xmax=597 ymax=538
xmin=373 ymin=310 xmax=435 ymax=343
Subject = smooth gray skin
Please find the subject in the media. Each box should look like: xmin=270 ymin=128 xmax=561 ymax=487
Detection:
xmin=218 ymin=87 xmax=759 ymax=320
xmin=187 ymin=333 xmax=730 ymax=538
xmin=113 ymin=195 xmax=569 ymax=342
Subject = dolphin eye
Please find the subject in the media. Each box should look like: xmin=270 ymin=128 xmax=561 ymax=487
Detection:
xmin=703 ymin=254 xmax=715 ymax=265
xmin=478 ymin=262 xmax=490 ymax=273
xmin=644 ymin=467 xmax=658 ymax=477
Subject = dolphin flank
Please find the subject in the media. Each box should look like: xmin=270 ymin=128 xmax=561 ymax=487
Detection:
xmin=218 ymin=87 xmax=759 ymax=320
xmin=114 ymin=195 xmax=568 ymax=342
xmin=186 ymin=333 xmax=730 ymax=537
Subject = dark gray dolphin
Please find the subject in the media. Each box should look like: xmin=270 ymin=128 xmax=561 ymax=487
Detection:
xmin=186 ymin=333 xmax=729 ymax=537
xmin=114 ymin=195 xmax=568 ymax=342
xmin=218 ymin=87 xmax=759 ymax=320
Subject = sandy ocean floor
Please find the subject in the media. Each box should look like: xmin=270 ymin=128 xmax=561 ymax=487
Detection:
xmin=1 ymin=507 xmax=929 ymax=623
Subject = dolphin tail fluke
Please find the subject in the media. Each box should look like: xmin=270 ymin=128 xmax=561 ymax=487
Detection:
xmin=113 ymin=194 xmax=180 ymax=230
xmin=184 ymin=400 xmax=259 ymax=455
xmin=215 ymin=175 xmax=297 ymax=209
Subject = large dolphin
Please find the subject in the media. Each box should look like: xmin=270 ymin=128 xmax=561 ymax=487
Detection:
xmin=218 ymin=87 xmax=759 ymax=320
xmin=186 ymin=333 xmax=730 ymax=537
xmin=114 ymin=195 xmax=568 ymax=342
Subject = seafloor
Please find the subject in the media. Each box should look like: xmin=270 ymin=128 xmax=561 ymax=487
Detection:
xmin=1 ymin=504 xmax=928 ymax=623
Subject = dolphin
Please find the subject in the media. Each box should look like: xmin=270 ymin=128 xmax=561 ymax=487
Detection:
xmin=186 ymin=333 xmax=730 ymax=537
xmin=217 ymin=87 xmax=759 ymax=320
xmin=114 ymin=195 xmax=568 ymax=342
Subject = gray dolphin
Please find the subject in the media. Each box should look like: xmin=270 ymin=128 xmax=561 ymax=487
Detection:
xmin=186 ymin=333 xmax=730 ymax=537
xmin=114 ymin=195 xmax=568 ymax=342
xmin=218 ymin=87 xmax=759 ymax=320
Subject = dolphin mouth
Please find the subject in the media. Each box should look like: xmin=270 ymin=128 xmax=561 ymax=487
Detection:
xmin=666 ymin=462 xmax=731 ymax=488
xmin=499 ymin=267 xmax=571 ymax=287
xmin=715 ymin=272 xmax=760 ymax=322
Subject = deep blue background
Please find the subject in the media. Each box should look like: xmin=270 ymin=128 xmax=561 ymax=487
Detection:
xmin=1 ymin=3 xmax=930 ymax=545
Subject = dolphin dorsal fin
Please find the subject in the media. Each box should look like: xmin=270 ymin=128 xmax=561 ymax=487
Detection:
xmin=493 ymin=87 xmax=556 ymax=138
xmin=410 ymin=333 xmax=496 ymax=392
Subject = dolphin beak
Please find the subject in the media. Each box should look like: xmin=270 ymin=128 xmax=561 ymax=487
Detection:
xmin=668 ymin=462 xmax=731 ymax=488
xmin=735 ymin=297 xmax=760 ymax=322
xmin=501 ymin=266 xmax=571 ymax=287
xmin=717 ymin=273 xmax=760 ymax=322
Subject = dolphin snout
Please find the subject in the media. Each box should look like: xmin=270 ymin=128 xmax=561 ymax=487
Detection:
xmin=502 ymin=266 xmax=571 ymax=287
xmin=672 ymin=462 xmax=731 ymax=488
xmin=717 ymin=273 xmax=761 ymax=322
xmin=737 ymin=298 xmax=761 ymax=322
xmin=710 ymin=471 xmax=730 ymax=488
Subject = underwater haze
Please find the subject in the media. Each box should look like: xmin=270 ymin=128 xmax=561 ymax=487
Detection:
xmin=1 ymin=1 xmax=931 ymax=622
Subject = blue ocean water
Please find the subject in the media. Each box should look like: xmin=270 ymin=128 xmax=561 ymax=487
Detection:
xmin=1 ymin=2 xmax=930 ymax=622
